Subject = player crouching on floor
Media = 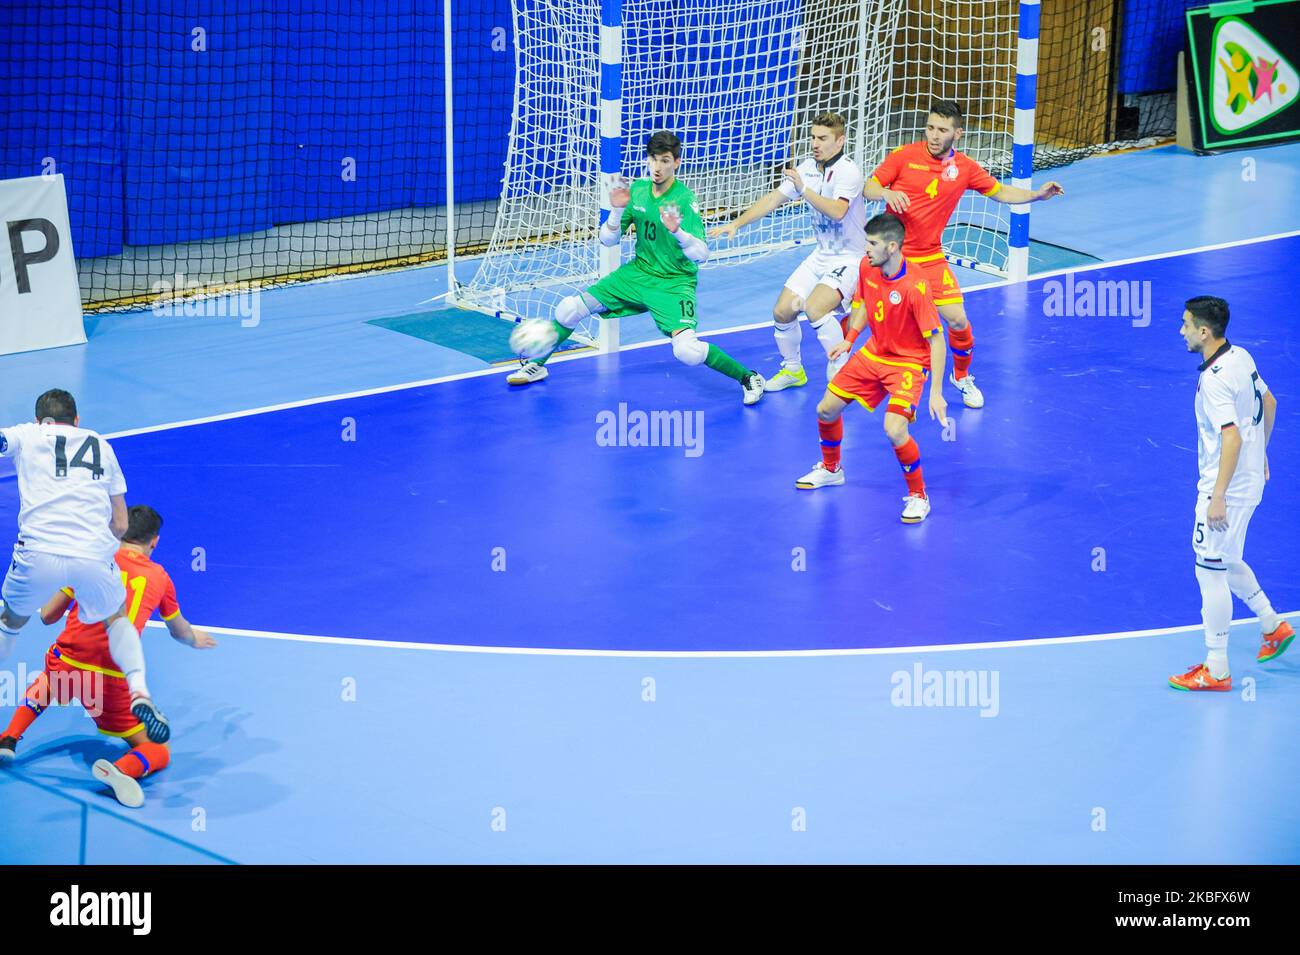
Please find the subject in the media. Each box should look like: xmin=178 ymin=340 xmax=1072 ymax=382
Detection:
xmin=0 ymin=505 xmax=216 ymax=807
xmin=711 ymin=111 xmax=866 ymax=390
xmin=795 ymin=213 xmax=948 ymax=524
xmin=507 ymin=130 xmax=765 ymax=404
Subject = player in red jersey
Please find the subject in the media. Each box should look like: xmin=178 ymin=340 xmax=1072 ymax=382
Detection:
xmin=795 ymin=213 xmax=949 ymax=523
xmin=864 ymin=100 xmax=1064 ymax=410
xmin=0 ymin=506 xmax=215 ymax=808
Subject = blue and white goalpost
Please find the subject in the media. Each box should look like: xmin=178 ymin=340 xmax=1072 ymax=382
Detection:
xmin=1007 ymin=0 xmax=1040 ymax=283
xmin=597 ymin=0 xmax=622 ymax=353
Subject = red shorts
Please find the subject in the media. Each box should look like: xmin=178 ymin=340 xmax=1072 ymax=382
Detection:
xmin=910 ymin=252 xmax=963 ymax=306
xmin=40 ymin=644 xmax=144 ymax=737
xmin=828 ymin=349 xmax=929 ymax=421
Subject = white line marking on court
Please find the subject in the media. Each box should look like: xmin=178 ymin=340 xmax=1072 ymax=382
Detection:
xmin=104 ymin=229 xmax=1300 ymax=442
xmin=982 ymin=227 xmax=1300 ymax=289
xmin=142 ymin=612 xmax=1294 ymax=658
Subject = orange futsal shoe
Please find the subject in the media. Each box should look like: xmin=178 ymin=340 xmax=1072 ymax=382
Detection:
xmin=1168 ymin=663 xmax=1232 ymax=692
xmin=1257 ymin=621 xmax=1295 ymax=663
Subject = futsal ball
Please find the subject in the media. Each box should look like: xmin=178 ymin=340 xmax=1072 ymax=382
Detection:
xmin=510 ymin=319 xmax=559 ymax=360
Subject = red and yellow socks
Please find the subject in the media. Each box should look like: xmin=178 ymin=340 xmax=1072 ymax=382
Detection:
xmin=4 ymin=703 xmax=40 ymax=741
xmin=2 ymin=673 xmax=171 ymax=783
xmin=819 ymin=419 xmax=843 ymax=471
xmin=948 ymin=324 xmax=974 ymax=380
xmin=894 ymin=437 xmax=926 ymax=497
xmin=116 ymin=741 xmax=171 ymax=779
xmin=3 ymin=672 xmax=50 ymax=739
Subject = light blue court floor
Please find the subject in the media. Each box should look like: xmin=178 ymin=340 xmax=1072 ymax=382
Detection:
xmin=1 ymin=142 xmax=1298 ymax=863
xmin=2 ymin=619 xmax=1297 ymax=864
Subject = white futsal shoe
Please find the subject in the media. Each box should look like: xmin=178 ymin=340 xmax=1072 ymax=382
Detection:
xmin=795 ymin=462 xmax=845 ymax=489
xmin=765 ymin=365 xmax=807 ymax=392
xmin=951 ymin=373 xmax=984 ymax=409
xmin=900 ymin=494 xmax=931 ymax=524
xmin=507 ymin=362 xmax=549 ymax=386
xmin=742 ymin=371 xmax=766 ymax=405
xmin=92 ymin=758 xmax=145 ymax=809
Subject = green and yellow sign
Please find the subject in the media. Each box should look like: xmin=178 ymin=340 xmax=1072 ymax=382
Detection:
xmin=1187 ymin=0 xmax=1300 ymax=150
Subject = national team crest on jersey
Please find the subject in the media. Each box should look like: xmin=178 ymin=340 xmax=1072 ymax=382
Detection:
xmin=781 ymin=154 xmax=867 ymax=258
xmin=870 ymin=142 xmax=1002 ymax=257
xmin=889 ymin=290 xmax=902 ymax=305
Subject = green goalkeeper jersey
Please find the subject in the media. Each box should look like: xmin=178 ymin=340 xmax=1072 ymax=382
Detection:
xmin=618 ymin=178 xmax=706 ymax=287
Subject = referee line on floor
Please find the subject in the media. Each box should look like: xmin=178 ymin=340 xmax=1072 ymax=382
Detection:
xmin=142 ymin=612 xmax=1295 ymax=658
xmin=102 ymin=229 xmax=1300 ymax=443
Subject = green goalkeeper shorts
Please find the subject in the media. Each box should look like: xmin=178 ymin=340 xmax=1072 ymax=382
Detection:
xmin=586 ymin=262 xmax=699 ymax=336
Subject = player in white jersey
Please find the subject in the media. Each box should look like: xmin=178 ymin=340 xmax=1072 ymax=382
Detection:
xmin=1169 ymin=297 xmax=1293 ymax=692
xmin=710 ymin=111 xmax=866 ymax=390
xmin=0 ymin=390 xmax=170 ymax=740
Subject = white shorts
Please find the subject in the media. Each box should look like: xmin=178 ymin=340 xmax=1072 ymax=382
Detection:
xmin=1191 ymin=496 xmax=1256 ymax=568
xmin=784 ymin=251 xmax=860 ymax=316
xmin=2 ymin=546 xmax=126 ymax=623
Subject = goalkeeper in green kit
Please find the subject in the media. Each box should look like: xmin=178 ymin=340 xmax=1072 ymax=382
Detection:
xmin=507 ymin=131 xmax=766 ymax=404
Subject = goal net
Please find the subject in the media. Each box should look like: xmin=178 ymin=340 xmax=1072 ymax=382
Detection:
xmin=454 ymin=0 xmax=1021 ymax=345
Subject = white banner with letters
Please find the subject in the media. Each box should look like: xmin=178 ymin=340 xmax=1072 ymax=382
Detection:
xmin=0 ymin=174 xmax=87 ymax=356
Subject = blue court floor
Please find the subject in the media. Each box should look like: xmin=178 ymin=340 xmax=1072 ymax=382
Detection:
xmin=1 ymin=142 xmax=1298 ymax=863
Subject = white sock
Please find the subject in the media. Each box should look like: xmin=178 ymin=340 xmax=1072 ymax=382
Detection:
xmin=1197 ymin=564 xmax=1232 ymax=678
xmin=774 ymin=318 xmax=802 ymax=370
xmin=1227 ymin=561 xmax=1279 ymax=633
xmin=1205 ymin=648 xmax=1229 ymax=678
xmin=809 ymin=313 xmax=845 ymax=357
xmin=106 ymin=616 xmax=149 ymax=698
xmin=0 ymin=606 xmax=18 ymax=660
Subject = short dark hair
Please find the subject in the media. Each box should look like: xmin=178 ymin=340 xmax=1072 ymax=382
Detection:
xmin=35 ymin=389 xmax=77 ymax=424
xmin=1185 ymin=295 xmax=1230 ymax=338
xmin=928 ymin=99 xmax=964 ymax=127
xmin=866 ymin=212 xmax=906 ymax=247
xmin=812 ymin=111 xmax=847 ymax=135
xmin=122 ymin=505 xmax=164 ymax=545
xmin=647 ymin=130 xmax=682 ymax=159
